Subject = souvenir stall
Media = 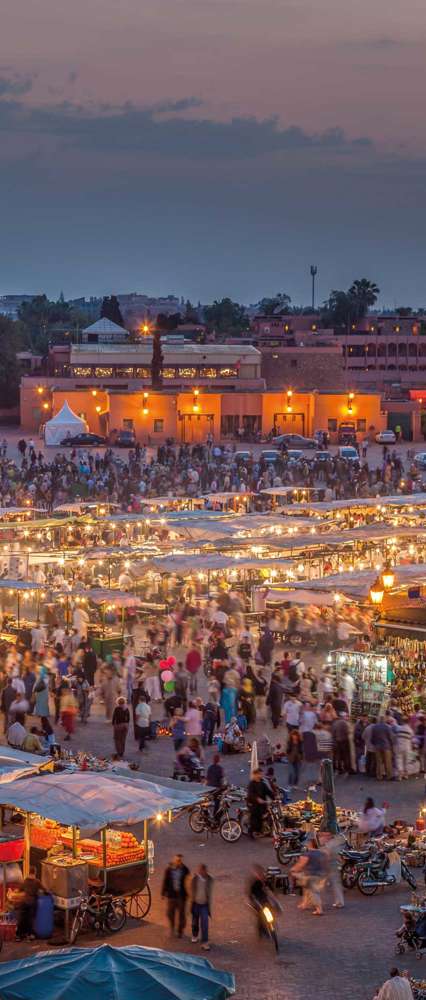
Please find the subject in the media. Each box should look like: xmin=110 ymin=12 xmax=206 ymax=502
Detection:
xmin=326 ymin=649 xmax=390 ymax=717
xmin=0 ymin=770 xmax=206 ymax=936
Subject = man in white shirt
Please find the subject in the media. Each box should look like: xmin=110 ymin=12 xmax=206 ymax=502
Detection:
xmin=11 ymin=675 xmax=25 ymax=696
xmin=31 ymin=624 xmax=46 ymax=654
xmin=282 ymin=696 xmax=302 ymax=731
xmin=300 ymin=703 xmax=318 ymax=734
xmin=7 ymin=719 xmax=27 ymax=748
xmin=135 ymin=695 xmax=151 ymax=750
xmin=376 ymin=968 xmax=413 ymax=999
xmin=341 ymin=670 xmax=356 ymax=714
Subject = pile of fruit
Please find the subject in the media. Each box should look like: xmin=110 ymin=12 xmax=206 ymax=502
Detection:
xmin=78 ymin=833 xmax=145 ymax=868
xmin=31 ymin=819 xmax=62 ymax=850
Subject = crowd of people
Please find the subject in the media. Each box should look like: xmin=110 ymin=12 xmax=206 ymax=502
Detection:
xmin=0 ymin=435 xmax=421 ymax=512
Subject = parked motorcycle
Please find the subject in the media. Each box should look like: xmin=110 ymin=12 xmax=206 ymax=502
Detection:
xmin=69 ymin=891 xmax=126 ymax=944
xmin=350 ymin=848 xmax=417 ymax=896
xmin=188 ymin=794 xmax=242 ymax=842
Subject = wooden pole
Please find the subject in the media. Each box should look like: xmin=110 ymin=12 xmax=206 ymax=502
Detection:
xmin=143 ymin=819 xmax=148 ymax=856
xmin=23 ymin=812 xmax=31 ymax=877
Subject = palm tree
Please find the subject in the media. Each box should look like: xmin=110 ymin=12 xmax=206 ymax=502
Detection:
xmin=348 ymin=278 xmax=380 ymax=319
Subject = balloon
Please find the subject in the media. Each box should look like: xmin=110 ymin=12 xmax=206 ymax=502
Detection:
xmin=161 ymin=670 xmax=174 ymax=682
xmin=166 ymin=656 xmax=176 ymax=668
xmin=159 ymin=660 xmax=168 ymax=670
xmin=164 ymin=680 xmax=175 ymax=692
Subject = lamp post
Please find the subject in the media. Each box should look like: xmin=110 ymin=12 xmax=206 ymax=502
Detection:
xmin=310 ymin=265 xmax=318 ymax=311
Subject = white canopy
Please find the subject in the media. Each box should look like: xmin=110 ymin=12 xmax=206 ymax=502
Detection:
xmin=44 ymin=402 xmax=87 ymax=446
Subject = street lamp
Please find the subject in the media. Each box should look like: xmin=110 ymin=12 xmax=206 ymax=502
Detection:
xmin=369 ymin=577 xmax=384 ymax=605
xmin=382 ymin=564 xmax=395 ymax=590
xmin=310 ymin=265 xmax=318 ymax=311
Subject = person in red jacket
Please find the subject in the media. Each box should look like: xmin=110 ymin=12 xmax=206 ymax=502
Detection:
xmin=186 ymin=644 xmax=202 ymax=695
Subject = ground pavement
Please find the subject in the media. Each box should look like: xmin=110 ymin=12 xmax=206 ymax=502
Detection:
xmin=1 ymin=678 xmax=425 ymax=999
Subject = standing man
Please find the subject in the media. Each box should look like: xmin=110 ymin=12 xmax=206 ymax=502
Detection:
xmin=161 ymin=854 xmax=190 ymax=938
xmin=191 ymin=863 xmax=213 ymax=950
xmin=247 ymin=767 xmax=273 ymax=838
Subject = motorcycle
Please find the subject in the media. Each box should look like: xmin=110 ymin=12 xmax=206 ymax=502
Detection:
xmin=351 ymin=848 xmax=417 ymax=896
xmin=69 ymin=890 xmax=126 ymax=944
xmin=274 ymin=828 xmax=309 ymax=867
xmin=248 ymin=898 xmax=280 ymax=952
xmin=188 ymin=794 xmax=242 ymax=843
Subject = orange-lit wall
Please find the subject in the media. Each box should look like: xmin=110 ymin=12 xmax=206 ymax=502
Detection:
xmin=314 ymin=393 xmax=386 ymax=440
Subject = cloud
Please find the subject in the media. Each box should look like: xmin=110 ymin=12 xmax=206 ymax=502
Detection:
xmin=0 ymin=95 xmax=373 ymax=160
xmin=0 ymin=74 xmax=33 ymax=97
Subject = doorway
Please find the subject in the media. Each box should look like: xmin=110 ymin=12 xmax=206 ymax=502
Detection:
xmin=273 ymin=412 xmax=305 ymax=435
xmin=180 ymin=413 xmax=214 ymax=443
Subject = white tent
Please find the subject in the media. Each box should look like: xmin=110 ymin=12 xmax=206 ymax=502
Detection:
xmin=44 ymin=402 xmax=87 ymax=446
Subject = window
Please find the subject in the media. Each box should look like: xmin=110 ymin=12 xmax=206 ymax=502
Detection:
xmin=356 ymin=419 xmax=366 ymax=432
xmin=178 ymin=367 xmax=197 ymax=378
xmin=94 ymin=367 xmax=113 ymax=377
xmin=220 ymin=415 xmax=239 ymax=436
xmin=290 ymin=359 xmax=298 ymax=368
xmin=163 ymin=367 xmax=177 ymax=379
xmin=328 ymin=419 xmax=337 ymax=432
xmin=219 ymin=367 xmax=238 ymax=377
xmin=123 ymin=419 xmax=134 ymax=429
xmin=199 ymin=367 xmax=217 ymax=378
xmin=153 ymin=419 xmax=164 ymax=433
xmin=135 ymin=367 xmax=150 ymax=378
xmin=72 ymin=366 xmax=93 ymax=377
xmin=115 ymin=367 xmax=135 ymax=377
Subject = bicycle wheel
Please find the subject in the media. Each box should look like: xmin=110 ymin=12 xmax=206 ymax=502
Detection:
xmin=106 ymin=900 xmax=127 ymax=932
xmin=125 ymin=885 xmax=152 ymax=920
xmin=220 ymin=817 xmax=242 ymax=842
xmin=189 ymin=807 xmax=206 ymax=834
xmin=276 ymin=842 xmax=297 ymax=866
xmin=340 ymin=863 xmax=359 ymax=889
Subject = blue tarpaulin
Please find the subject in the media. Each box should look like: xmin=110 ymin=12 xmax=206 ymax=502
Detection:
xmin=0 ymin=943 xmax=236 ymax=1000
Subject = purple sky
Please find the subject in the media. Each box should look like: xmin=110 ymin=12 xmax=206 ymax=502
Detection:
xmin=1 ymin=0 xmax=425 ymax=305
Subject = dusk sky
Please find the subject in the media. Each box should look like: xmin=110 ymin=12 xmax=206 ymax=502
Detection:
xmin=1 ymin=0 xmax=425 ymax=305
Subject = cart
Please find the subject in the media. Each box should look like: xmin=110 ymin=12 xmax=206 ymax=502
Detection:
xmin=89 ymin=857 xmax=152 ymax=920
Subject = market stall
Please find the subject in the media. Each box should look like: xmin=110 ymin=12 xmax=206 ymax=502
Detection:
xmin=326 ymin=648 xmax=390 ymax=717
xmin=0 ymin=770 xmax=206 ymax=935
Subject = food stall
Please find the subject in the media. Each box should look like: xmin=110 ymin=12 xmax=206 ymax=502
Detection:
xmin=0 ymin=770 xmax=206 ymax=935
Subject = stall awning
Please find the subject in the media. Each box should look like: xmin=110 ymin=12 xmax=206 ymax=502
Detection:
xmin=0 ymin=771 xmax=206 ymax=832
xmin=0 ymin=747 xmax=53 ymax=784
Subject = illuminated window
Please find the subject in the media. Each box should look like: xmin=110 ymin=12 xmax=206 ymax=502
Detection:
xmin=94 ymin=367 xmax=113 ymax=377
xmin=178 ymin=367 xmax=197 ymax=378
xmin=199 ymin=367 xmax=217 ymax=378
xmin=154 ymin=419 xmax=164 ymax=433
xmin=71 ymin=367 xmax=93 ymax=377
xmin=135 ymin=367 xmax=150 ymax=378
xmin=114 ymin=367 xmax=135 ymax=377
xmin=219 ymin=367 xmax=238 ymax=377
xmin=162 ymin=367 xmax=177 ymax=379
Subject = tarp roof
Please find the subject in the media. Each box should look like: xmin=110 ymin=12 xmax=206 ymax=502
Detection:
xmin=0 ymin=771 xmax=206 ymax=832
xmin=45 ymin=401 xmax=85 ymax=427
xmin=0 ymin=747 xmax=52 ymax=784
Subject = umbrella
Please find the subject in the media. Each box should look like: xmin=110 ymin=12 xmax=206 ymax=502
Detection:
xmin=0 ymin=943 xmax=236 ymax=1000
xmin=250 ymin=740 xmax=259 ymax=776
xmin=319 ymin=757 xmax=339 ymax=834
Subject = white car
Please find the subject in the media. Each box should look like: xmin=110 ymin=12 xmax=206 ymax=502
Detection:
xmin=375 ymin=430 xmax=396 ymax=444
xmin=337 ymin=446 xmax=359 ymax=462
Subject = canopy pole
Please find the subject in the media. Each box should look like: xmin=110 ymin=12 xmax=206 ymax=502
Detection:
xmin=102 ymin=827 xmax=107 ymax=869
xmin=23 ymin=812 xmax=31 ymax=877
xmin=17 ymin=592 xmax=20 ymax=628
xmin=72 ymin=826 xmax=78 ymax=859
xmin=143 ymin=819 xmax=148 ymax=856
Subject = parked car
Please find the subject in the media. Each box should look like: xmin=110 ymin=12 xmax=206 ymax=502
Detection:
xmin=110 ymin=429 xmax=136 ymax=448
xmin=261 ymin=449 xmax=281 ymax=464
xmin=60 ymin=432 xmax=106 ymax=447
xmin=234 ymin=451 xmax=252 ymax=463
xmin=273 ymin=433 xmax=316 ymax=449
xmin=413 ymin=452 xmax=426 ymax=469
xmin=338 ymin=446 xmax=359 ymax=463
xmin=375 ymin=429 xmax=396 ymax=444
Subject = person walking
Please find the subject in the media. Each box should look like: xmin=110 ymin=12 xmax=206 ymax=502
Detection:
xmin=291 ymin=839 xmax=327 ymax=916
xmin=267 ymin=670 xmax=286 ymax=729
xmin=185 ymin=644 xmax=202 ymax=695
xmin=161 ymin=854 xmax=190 ymax=938
xmin=112 ymin=696 xmax=130 ymax=759
xmin=135 ymin=692 xmax=151 ymax=750
xmin=191 ymin=863 xmax=213 ymax=950
xmin=287 ymin=729 xmax=303 ymax=787
xmin=320 ymin=831 xmax=345 ymax=909
xmin=371 ymin=716 xmax=394 ymax=780
xmin=247 ymin=767 xmax=273 ymax=838
xmin=395 ymin=717 xmax=414 ymax=780
xmin=331 ymin=714 xmax=352 ymax=775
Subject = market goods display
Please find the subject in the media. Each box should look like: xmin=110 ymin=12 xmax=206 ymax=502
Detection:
xmin=30 ymin=818 xmax=63 ymax=851
xmin=60 ymin=831 xmax=146 ymax=867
